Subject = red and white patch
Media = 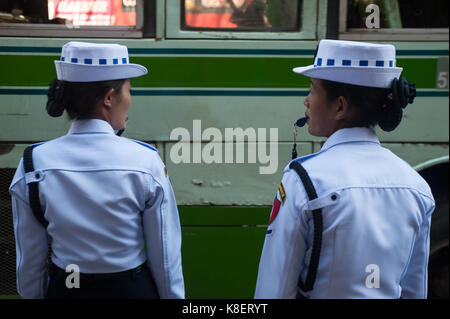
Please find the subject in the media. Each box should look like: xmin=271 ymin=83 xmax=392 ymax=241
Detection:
xmin=269 ymin=197 xmax=281 ymax=224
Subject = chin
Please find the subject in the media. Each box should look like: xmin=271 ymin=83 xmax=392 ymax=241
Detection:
xmin=307 ymin=126 xmax=316 ymax=136
xmin=113 ymin=121 xmax=126 ymax=131
xmin=308 ymin=127 xmax=325 ymax=138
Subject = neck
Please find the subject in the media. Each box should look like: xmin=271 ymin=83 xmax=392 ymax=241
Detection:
xmin=90 ymin=104 xmax=113 ymax=127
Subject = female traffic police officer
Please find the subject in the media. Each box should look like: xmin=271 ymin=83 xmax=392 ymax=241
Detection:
xmin=9 ymin=42 xmax=184 ymax=299
xmin=254 ymin=40 xmax=435 ymax=299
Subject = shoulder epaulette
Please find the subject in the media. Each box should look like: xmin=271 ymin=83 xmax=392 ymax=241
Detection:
xmin=132 ymin=140 xmax=158 ymax=152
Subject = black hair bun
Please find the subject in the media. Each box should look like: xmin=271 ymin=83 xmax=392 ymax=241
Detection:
xmin=393 ymin=76 xmax=416 ymax=109
xmin=378 ymin=76 xmax=416 ymax=132
xmin=46 ymin=79 xmax=66 ymax=117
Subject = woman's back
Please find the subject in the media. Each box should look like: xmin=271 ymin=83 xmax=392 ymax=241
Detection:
xmin=11 ymin=119 xmax=167 ymax=273
xmin=10 ymin=42 xmax=184 ymax=298
xmin=295 ymin=127 xmax=434 ymax=298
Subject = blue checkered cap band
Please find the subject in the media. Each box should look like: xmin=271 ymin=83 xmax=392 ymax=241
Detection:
xmin=314 ymin=57 xmax=395 ymax=68
xmin=60 ymin=57 xmax=129 ymax=65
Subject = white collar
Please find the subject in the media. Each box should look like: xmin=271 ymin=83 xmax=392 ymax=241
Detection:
xmin=321 ymin=127 xmax=380 ymax=152
xmin=67 ymin=119 xmax=115 ymax=135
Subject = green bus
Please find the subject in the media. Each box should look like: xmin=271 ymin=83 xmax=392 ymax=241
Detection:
xmin=0 ymin=0 xmax=448 ymax=298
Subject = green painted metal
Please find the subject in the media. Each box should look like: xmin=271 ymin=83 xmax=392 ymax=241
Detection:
xmin=178 ymin=206 xmax=268 ymax=298
xmin=132 ymin=56 xmax=310 ymax=88
xmin=0 ymin=54 xmax=311 ymax=87
xmin=0 ymin=54 xmax=443 ymax=89
xmin=0 ymin=55 xmax=56 ymax=87
xmin=398 ymin=58 xmax=437 ymax=89
xmin=181 ymin=226 xmax=266 ymax=298
xmin=179 ymin=206 xmax=269 ymax=226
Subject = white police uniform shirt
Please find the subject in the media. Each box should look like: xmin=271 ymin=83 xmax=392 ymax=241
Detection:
xmin=9 ymin=119 xmax=184 ymax=299
xmin=255 ymin=127 xmax=435 ymax=299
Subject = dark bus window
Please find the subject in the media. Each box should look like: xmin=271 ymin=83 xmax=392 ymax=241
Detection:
xmin=0 ymin=0 xmax=136 ymax=26
xmin=347 ymin=0 xmax=449 ymax=28
xmin=182 ymin=0 xmax=301 ymax=31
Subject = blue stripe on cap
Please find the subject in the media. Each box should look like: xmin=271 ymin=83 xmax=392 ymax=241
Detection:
xmin=312 ymin=58 xmax=394 ymax=68
xmin=99 ymin=59 xmax=107 ymax=65
xmin=71 ymin=58 xmax=78 ymax=63
xmin=342 ymin=60 xmax=351 ymax=66
xmin=359 ymin=60 xmax=368 ymax=66
xmin=122 ymin=58 xmax=127 ymax=64
xmin=84 ymin=58 xmax=92 ymax=64
xmin=113 ymin=58 xmax=118 ymax=64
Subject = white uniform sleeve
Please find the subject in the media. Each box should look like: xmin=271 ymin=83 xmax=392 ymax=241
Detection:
xmin=400 ymin=198 xmax=435 ymax=299
xmin=9 ymin=161 xmax=49 ymax=299
xmin=254 ymin=169 xmax=309 ymax=299
xmin=142 ymin=162 xmax=185 ymax=299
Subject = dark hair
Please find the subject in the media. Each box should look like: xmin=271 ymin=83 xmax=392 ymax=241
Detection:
xmin=320 ymin=77 xmax=416 ymax=132
xmin=46 ymin=78 xmax=126 ymax=120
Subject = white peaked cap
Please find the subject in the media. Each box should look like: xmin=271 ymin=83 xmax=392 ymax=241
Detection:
xmin=293 ymin=39 xmax=403 ymax=88
xmin=55 ymin=41 xmax=148 ymax=82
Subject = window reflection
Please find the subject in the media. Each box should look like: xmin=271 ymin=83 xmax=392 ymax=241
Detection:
xmin=183 ymin=0 xmax=300 ymax=31
xmin=347 ymin=0 xmax=449 ymax=28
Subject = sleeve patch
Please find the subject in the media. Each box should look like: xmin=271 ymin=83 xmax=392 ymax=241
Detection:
xmin=269 ymin=197 xmax=281 ymax=225
xmin=278 ymin=182 xmax=286 ymax=205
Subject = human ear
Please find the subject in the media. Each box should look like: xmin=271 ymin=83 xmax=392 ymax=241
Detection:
xmin=335 ymin=96 xmax=349 ymax=120
xmin=103 ymin=88 xmax=115 ymax=109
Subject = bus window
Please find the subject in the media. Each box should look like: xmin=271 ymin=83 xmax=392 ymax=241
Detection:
xmin=347 ymin=0 xmax=448 ymax=29
xmin=0 ymin=0 xmax=136 ymax=27
xmin=340 ymin=0 xmax=449 ymax=41
xmin=182 ymin=0 xmax=300 ymax=31
xmin=0 ymin=0 xmax=147 ymax=38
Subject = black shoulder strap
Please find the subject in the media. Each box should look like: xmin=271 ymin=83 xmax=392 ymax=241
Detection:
xmin=23 ymin=145 xmax=48 ymax=229
xmin=289 ymin=161 xmax=323 ymax=293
